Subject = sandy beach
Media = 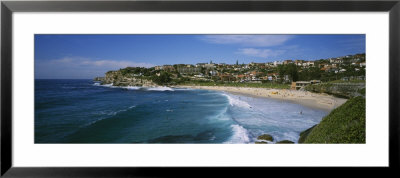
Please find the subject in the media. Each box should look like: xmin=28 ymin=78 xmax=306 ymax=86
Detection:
xmin=177 ymin=85 xmax=347 ymax=112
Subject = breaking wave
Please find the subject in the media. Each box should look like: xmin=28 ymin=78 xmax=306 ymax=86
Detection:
xmin=224 ymin=124 xmax=251 ymax=144
xmin=222 ymin=93 xmax=252 ymax=109
xmin=94 ymin=83 xmax=174 ymax=91
xmin=145 ymin=87 xmax=174 ymax=91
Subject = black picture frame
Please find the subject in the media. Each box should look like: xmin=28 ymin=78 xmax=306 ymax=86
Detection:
xmin=1 ymin=0 xmax=399 ymax=177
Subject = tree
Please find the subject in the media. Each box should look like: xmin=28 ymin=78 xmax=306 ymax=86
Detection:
xmin=152 ymin=72 xmax=172 ymax=85
xmin=277 ymin=63 xmax=298 ymax=82
xmin=287 ymin=64 xmax=298 ymax=81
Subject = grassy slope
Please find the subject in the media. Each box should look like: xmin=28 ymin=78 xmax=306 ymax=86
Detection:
xmin=301 ymin=96 xmax=366 ymax=143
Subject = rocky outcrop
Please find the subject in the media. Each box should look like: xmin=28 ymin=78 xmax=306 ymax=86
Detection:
xmin=305 ymin=83 xmax=365 ymax=99
xmin=93 ymin=77 xmax=104 ymax=81
xmin=257 ymin=134 xmax=274 ymax=142
xmin=276 ymin=140 xmax=294 ymax=144
xmin=255 ymin=141 xmax=268 ymax=144
xmin=95 ymin=70 xmax=156 ymax=87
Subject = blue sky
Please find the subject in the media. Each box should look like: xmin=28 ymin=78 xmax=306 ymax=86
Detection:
xmin=35 ymin=34 xmax=365 ymax=79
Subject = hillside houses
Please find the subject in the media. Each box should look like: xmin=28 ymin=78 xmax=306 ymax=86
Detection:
xmin=330 ymin=58 xmax=343 ymax=64
xmin=148 ymin=53 xmax=365 ymax=84
xmin=177 ymin=65 xmax=201 ymax=74
xmin=154 ymin=65 xmax=175 ymax=72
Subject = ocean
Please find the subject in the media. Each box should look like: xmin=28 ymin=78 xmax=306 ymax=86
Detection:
xmin=35 ymin=79 xmax=327 ymax=143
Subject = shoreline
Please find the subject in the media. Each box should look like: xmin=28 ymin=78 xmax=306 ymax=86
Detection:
xmin=176 ymin=85 xmax=347 ymax=112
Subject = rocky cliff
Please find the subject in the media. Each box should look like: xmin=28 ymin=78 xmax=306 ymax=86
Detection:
xmin=94 ymin=70 xmax=157 ymax=87
xmin=305 ymin=82 xmax=365 ymax=98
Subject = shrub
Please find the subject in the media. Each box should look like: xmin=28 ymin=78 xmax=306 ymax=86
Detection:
xmin=298 ymin=125 xmax=317 ymax=143
xmin=302 ymin=96 xmax=366 ymax=143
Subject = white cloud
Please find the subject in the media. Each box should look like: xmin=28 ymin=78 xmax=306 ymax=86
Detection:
xmin=201 ymin=35 xmax=294 ymax=47
xmin=35 ymin=57 xmax=155 ymax=79
xmin=237 ymin=48 xmax=286 ymax=58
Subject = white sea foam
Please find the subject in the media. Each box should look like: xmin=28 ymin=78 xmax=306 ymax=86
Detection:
xmin=213 ymin=107 xmax=230 ymax=121
xmin=99 ymin=83 xmax=118 ymax=88
xmin=145 ymin=86 xmax=174 ymax=91
xmin=102 ymin=83 xmax=113 ymax=86
xmin=224 ymin=124 xmax=251 ymax=144
xmin=83 ymin=105 xmax=137 ymax=127
xmin=106 ymin=106 xmax=136 ymax=116
xmin=95 ymin=83 xmax=175 ymax=91
xmin=222 ymin=93 xmax=252 ymax=109
xmin=93 ymin=82 xmax=101 ymax=86
xmin=173 ymin=88 xmax=194 ymax=91
xmin=123 ymin=86 xmax=141 ymax=90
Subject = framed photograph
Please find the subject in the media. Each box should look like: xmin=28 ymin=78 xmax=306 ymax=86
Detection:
xmin=1 ymin=0 xmax=399 ymax=177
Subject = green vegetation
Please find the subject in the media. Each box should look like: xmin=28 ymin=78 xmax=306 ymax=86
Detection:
xmin=298 ymin=124 xmax=317 ymax=143
xmin=357 ymin=88 xmax=366 ymax=96
xmin=278 ymin=63 xmax=299 ymax=81
xmin=298 ymin=125 xmax=317 ymax=143
xmin=119 ymin=67 xmax=154 ymax=77
xmin=151 ymin=71 xmax=172 ymax=85
xmin=300 ymin=96 xmax=366 ymax=143
xmin=299 ymin=65 xmax=365 ymax=82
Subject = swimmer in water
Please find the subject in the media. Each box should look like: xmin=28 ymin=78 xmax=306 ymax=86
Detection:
xmin=300 ymin=111 xmax=303 ymax=114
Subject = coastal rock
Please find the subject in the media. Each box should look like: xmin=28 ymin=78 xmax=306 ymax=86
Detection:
xmin=95 ymin=70 xmax=156 ymax=87
xmin=257 ymin=134 xmax=274 ymax=142
xmin=255 ymin=141 xmax=268 ymax=144
xmin=304 ymin=83 xmax=365 ymax=99
xmin=276 ymin=140 xmax=294 ymax=144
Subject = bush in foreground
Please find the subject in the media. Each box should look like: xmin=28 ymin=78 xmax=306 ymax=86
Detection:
xmin=301 ymin=96 xmax=365 ymax=143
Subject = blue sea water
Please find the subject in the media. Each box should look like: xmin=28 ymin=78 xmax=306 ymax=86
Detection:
xmin=35 ymin=79 xmax=327 ymax=143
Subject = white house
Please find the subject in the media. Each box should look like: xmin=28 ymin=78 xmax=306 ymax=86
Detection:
xmin=274 ymin=61 xmax=283 ymax=66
